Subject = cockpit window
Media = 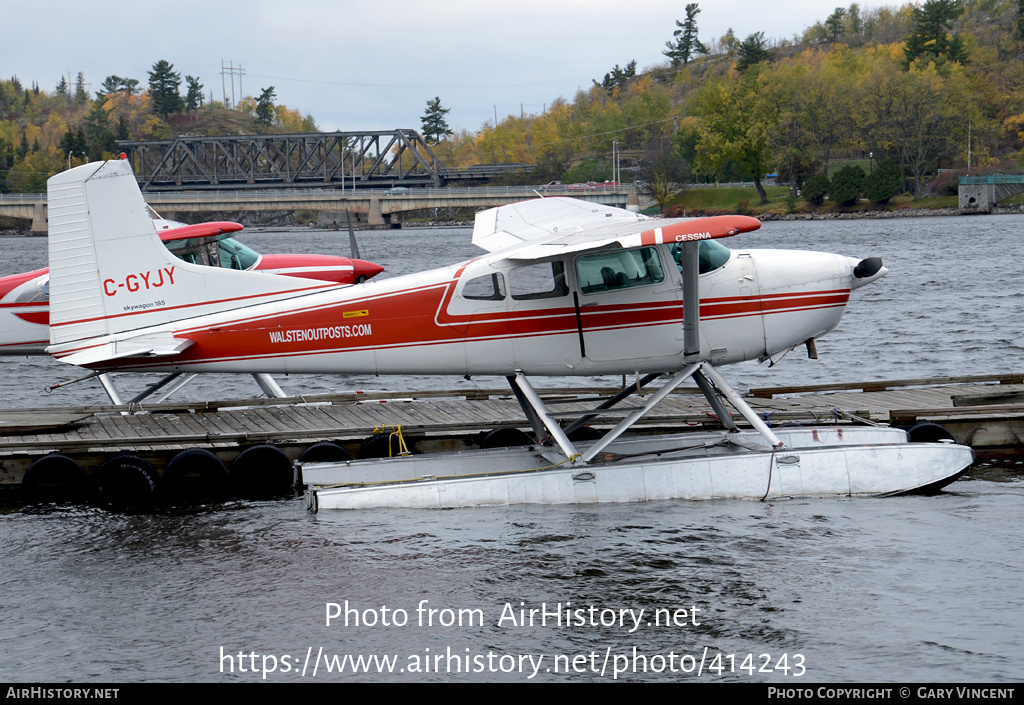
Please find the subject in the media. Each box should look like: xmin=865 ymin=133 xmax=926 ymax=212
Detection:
xmin=577 ymin=247 xmax=664 ymax=294
xmin=669 ymin=240 xmax=732 ymax=276
xmin=510 ymin=261 xmax=568 ymax=300
xmin=218 ymin=237 xmax=259 ymax=270
xmin=164 ymin=234 xmax=259 ymax=271
xmin=462 ymin=272 xmax=506 ymax=301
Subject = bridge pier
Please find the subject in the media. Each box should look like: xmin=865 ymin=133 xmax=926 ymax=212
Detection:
xmin=31 ymin=203 xmax=47 ymax=234
xmin=368 ymin=196 xmax=384 ymax=226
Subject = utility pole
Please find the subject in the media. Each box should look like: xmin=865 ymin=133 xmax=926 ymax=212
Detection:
xmin=220 ymin=60 xmax=246 ymax=109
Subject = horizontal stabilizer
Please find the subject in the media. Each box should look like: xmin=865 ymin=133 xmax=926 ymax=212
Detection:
xmin=56 ymin=334 xmax=195 ymax=367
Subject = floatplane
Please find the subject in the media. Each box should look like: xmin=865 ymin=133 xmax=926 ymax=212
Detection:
xmin=43 ymin=160 xmax=973 ymax=508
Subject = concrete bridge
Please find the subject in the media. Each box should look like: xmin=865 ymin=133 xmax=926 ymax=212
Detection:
xmin=958 ymin=174 xmax=1024 ymax=213
xmin=0 ymin=185 xmax=638 ymax=232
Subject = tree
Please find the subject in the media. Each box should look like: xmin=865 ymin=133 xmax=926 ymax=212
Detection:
xmin=421 ymin=97 xmax=453 ymax=144
xmin=55 ymin=76 xmax=68 ymax=98
xmin=639 ymin=136 xmax=688 ymax=210
xmin=255 ymin=86 xmax=276 ymax=127
xmin=803 ymin=173 xmax=830 ymax=205
xmin=147 ymin=60 xmax=183 ymax=117
xmin=903 ymin=0 xmax=967 ymax=66
xmin=825 ymin=8 xmax=848 ymax=41
xmin=863 ymin=158 xmax=902 ymax=204
xmin=6 ymin=150 xmax=61 ymax=193
xmin=856 ymin=60 xmax=973 ymax=197
xmin=98 ymin=75 xmax=140 ymax=103
xmin=829 ymin=164 xmax=865 ymax=206
xmin=694 ymin=68 xmax=777 ymax=204
xmin=736 ymin=32 xmax=772 ymax=72
xmin=59 ymin=127 xmax=88 ymax=164
xmin=595 ymin=61 xmax=637 ymax=92
xmin=185 ymin=76 xmax=204 ymax=113
xmin=84 ymin=101 xmax=115 ymax=160
xmin=664 ymin=4 xmax=709 ymax=66
xmin=74 ymin=72 xmax=89 ymax=105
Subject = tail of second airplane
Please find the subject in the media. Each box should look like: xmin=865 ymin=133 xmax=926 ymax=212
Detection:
xmin=46 ymin=159 xmax=335 ymax=365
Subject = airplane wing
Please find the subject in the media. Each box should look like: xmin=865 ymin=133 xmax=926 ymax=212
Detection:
xmin=472 ymin=197 xmax=760 ymax=260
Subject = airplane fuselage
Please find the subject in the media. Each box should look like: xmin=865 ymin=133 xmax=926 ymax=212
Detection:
xmin=49 ymin=241 xmax=863 ymax=378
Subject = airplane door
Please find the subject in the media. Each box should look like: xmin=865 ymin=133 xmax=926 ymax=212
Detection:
xmin=697 ymin=250 xmax=768 ymax=365
xmin=506 ymin=260 xmax=582 ymax=372
xmin=573 ymin=246 xmax=683 ymax=364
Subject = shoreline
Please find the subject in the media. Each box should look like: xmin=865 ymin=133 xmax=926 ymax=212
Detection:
xmin=757 ymin=204 xmax=1024 ymax=220
xmin=3 ymin=204 xmax=1022 ymax=237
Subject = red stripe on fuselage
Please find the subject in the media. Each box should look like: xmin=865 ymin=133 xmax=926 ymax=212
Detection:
xmin=59 ymin=279 xmax=851 ymax=370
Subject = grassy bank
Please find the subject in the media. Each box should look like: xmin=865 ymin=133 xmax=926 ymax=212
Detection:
xmin=663 ymin=186 xmax=960 ymax=217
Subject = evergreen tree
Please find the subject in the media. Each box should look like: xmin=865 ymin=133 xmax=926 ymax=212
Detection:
xmin=185 ymin=76 xmax=204 ymax=112
xmin=736 ymin=32 xmax=772 ymax=72
xmin=255 ymin=86 xmax=276 ymax=127
xmin=664 ymin=4 xmax=709 ymax=66
xmin=84 ymin=101 xmax=114 ymax=160
xmin=421 ymin=97 xmax=453 ymax=144
xmin=829 ymin=164 xmax=865 ymax=206
xmin=863 ymin=159 xmax=902 ymax=204
xmin=114 ymin=116 xmax=130 ymax=142
xmin=803 ymin=173 xmax=830 ymax=206
xmin=59 ymin=128 xmax=88 ymax=164
xmin=903 ymin=0 xmax=967 ymax=65
xmin=824 ymin=7 xmax=848 ymax=41
xmin=74 ymin=72 xmax=89 ymax=105
xmin=595 ymin=61 xmax=637 ymax=91
xmin=55 ymin=76 xmax=69 ymax=98
xmin=148 ymin=60 xmax=184 ymax=117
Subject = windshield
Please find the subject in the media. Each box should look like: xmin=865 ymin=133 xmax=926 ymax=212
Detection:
xmin=669 ymin=240 xmax=732 ymax=276
xmin=164 ymin=234 xmax=259 ymax=270
xmin=218 ymin=236 xmax=259 ymax=270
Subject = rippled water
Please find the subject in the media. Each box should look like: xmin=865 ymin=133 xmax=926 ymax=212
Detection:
xmin=1 ymin=215 xmax=1023 ymax=683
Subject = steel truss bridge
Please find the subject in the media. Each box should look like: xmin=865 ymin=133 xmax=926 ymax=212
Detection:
xmin=117 ymin=130 xmax=532 ymax=191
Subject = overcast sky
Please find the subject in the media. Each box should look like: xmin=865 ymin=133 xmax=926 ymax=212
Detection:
xmin=7 ymin=1 xmax=875 ymax=133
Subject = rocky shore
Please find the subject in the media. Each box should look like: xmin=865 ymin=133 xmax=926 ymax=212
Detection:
xmin=758 ymin=203 xmax=1024 ymax=221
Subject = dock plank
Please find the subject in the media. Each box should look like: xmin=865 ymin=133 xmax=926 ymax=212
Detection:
xmin=2 ymin=376 xmax=1023 ymax=486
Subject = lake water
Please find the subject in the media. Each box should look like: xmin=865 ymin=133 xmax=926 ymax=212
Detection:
xmin=1 ymin=214 xmax=1022 ymax=683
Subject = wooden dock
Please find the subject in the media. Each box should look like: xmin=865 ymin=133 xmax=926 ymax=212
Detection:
xmin=1 ymin=373 xmax=1021 ymax=506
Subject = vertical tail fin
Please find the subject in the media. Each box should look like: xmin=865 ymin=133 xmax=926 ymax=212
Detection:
xmin=46 ymin=160 xmax=333 ymax=349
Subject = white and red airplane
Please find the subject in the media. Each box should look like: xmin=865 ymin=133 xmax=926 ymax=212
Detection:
xmin=42 ymin=160 xmax=973 ymax=507
xmin=0 ymin=216 xmax=383 ymax=356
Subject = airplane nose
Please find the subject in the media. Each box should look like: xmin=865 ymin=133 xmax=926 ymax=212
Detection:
xmin=351 ymin=259 xmax=385 ymax=284
xmin=848 ymin=256 xmax=888 ymax=289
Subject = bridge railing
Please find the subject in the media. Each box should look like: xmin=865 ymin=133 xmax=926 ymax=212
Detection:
xmin=0 ymin=193 xmax=46 ymax=202
xmin=130 ymin=185 xmax=636 ymax=201
xmin=0 ymin=184 xmax=636 ymax=205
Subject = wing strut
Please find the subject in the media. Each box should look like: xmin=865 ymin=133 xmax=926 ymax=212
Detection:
xmin=682 ymin=240 xmax=701 ymax=358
